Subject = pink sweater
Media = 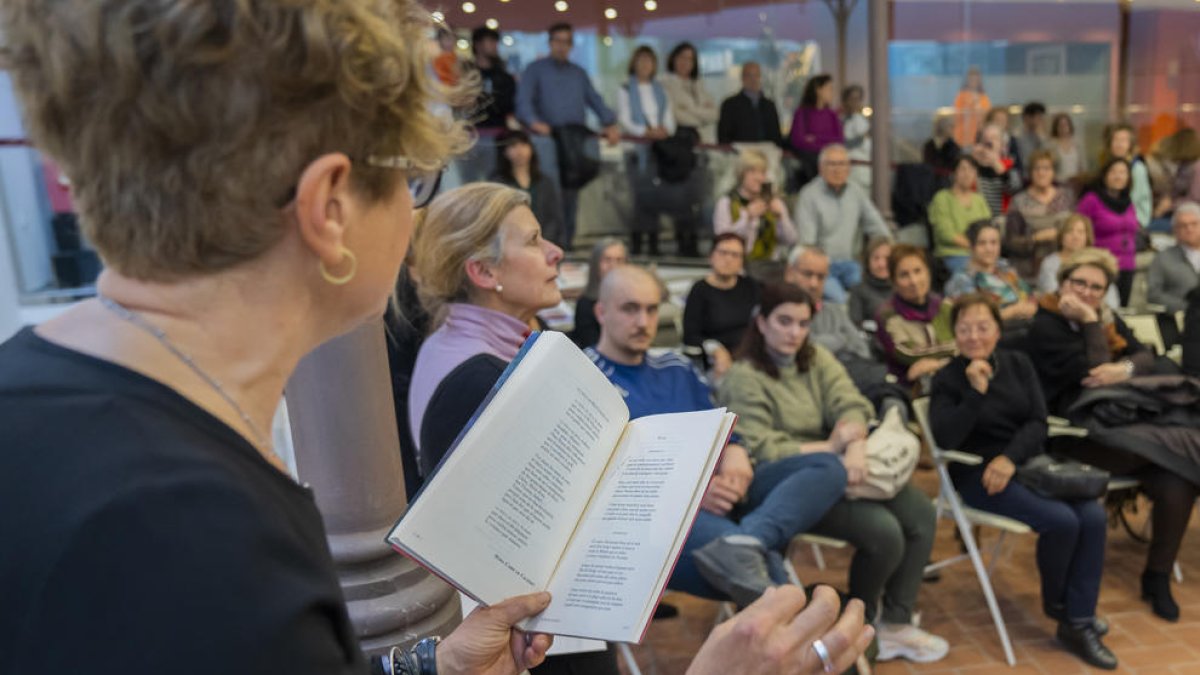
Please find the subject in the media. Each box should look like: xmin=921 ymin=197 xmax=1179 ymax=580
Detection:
xmin=1076 ymin=192 xmax=1139 ymax=271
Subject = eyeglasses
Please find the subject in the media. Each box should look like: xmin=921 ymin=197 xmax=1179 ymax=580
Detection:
xmin=365 ymin=155 xmax=446 ymax=209
xmin=1065 ymin=277 xmax=1107 ymax=295
xmin=276 ymin=155 xmax=445 ymax=209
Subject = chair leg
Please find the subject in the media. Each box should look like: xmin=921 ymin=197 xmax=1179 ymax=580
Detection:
xmin=987 ymin=530 xmax=1008 ymax=578
xmin=811 ymin=543 xmax=826 ymax=571
xmin=949 ymin=494 xmax=1018 ymax=666
xmin=617 ymin=642 xmax=643 ymax=675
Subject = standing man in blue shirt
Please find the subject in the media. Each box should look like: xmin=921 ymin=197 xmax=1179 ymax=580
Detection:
xmin=517 ymin=23 xmax=621 ymax=251
xmin=585 ymin=265 xmax=847 ymax=607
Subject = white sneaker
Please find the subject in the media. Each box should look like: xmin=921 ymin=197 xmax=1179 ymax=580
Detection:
xmin=875 ymin=623 xmax=950 ymax=663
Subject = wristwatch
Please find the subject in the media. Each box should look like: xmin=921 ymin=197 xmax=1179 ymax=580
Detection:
xmin=1121 ymin=359 xmax=1135 ymax=377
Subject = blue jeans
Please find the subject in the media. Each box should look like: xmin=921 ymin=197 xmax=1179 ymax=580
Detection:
xmin=669 ymin=453 xmax=848 ymax=599
xmin=823 ymin=259 xmax=862 ymax=305
xmin=940 ymin=255 xmax=970 ymax=276
xmin=955 ymin=467 xmax=1107 ymax=621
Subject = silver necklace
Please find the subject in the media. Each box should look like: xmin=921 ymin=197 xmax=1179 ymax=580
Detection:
xmin=95 ymin=293 xmax=271 ymax=450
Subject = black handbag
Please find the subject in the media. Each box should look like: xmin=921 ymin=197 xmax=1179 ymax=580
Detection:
xmin=551 ymin=124 xmax=600 ymax=189
xmin=1015 ymin=454 xmax=1110 ymax=500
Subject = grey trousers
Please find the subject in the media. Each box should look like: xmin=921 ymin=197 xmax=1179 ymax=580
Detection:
xmin=809 ymin=483 xmax=937 ymax=624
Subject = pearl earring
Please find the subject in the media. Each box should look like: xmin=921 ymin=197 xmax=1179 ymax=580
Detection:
xmin=496 ymin=284 xmax=504 ymax=293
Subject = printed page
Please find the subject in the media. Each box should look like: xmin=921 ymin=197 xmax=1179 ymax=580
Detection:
xmin=389 ymin=332 xmax=630 ymax=606
xmin=524 ymin=409 xmax=734 ymax=642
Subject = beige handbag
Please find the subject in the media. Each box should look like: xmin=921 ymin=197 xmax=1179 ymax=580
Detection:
xmin=846 ymin=406 xmax=920 ymax=501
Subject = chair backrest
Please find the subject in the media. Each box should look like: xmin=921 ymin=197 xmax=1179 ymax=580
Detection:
xmin=1123 ymin=313 xmax=1165 ymax=355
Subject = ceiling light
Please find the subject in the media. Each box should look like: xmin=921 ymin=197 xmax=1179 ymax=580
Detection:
xmin=456 ymin=39 xmax=469 ymax=50
xmin=554 ymin=0 xmax=568 ymax=10
xmin=502 ymin=35 xmax=515 ymax=46
xmin=461 ymin=2 xmax=476 ymax=13
xmin=604 ymin=7 xmax=618 ymax=19
xmin=485 ymin=18 xmax=499 ymax=29
xmin=431 ymin=11 xmax=445 ymax=22
xmin=603 ymin=36 xmax=614 ymax=47
xmin=644 ymin=0 xmax=658 ymax=11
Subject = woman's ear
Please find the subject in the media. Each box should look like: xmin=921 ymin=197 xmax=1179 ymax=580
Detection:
xmin=292 ymin=153 xmax=355 ymax=268
xmin=464 ymin=258 xmax=499 ymax=293
xmin=755 ymin=314 xmax=768 ymax=335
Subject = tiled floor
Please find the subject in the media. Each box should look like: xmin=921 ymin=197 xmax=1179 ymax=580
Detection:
xmin=618 ymin=469 xmax=1200 ymax=675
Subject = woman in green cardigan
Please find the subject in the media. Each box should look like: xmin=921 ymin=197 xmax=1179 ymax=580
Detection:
xmin=718 ymin=282 xmax=948 ymax=666
xmin=929 ymin=155 xmax=992 ymax=276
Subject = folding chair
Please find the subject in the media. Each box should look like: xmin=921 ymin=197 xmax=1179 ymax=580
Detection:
xmin=1122 ymin=313 xmax=1166 ymax=355
xmin=912 ymin=397 xmax=1031 ymax=667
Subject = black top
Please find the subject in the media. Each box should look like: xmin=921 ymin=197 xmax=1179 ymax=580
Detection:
xmin=571 ymin=296 xmax=600 ymax=349
xmin=0 ymin=328 xmax=366 ymax=675
xmin=1025 ymin=307 xmax=1152 ymax=415
xmin=929 ymin=350 xmax=1047 ymax=478
xmin=717 ymin=92 xmax=784 ymax=147
xmin=386 ymin=265 xmax=432 ymax=500
xmin=922 ymin=138 xmax=961 ymax=176
xmin=418 ymin=353 xmax=507 ymax=478
xmin=682 ymin=276 xmax=760 ymax=353
xmin=474 ymin=63 xmax=517 ymax=129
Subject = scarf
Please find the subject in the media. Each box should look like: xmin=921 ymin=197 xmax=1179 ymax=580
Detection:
xmin=728 ymin=189 xmax=778 ymax=261
xmin=626 ymin=78 xmax=667 ymax=130
xmin=1038 ymin=293 xmax=1127 ymax=356
xmin=967 ymin=260 xmax=1029 ymax=307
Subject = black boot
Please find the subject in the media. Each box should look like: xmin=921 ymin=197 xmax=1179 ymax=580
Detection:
xmin=1056 ymin=622 xmax=1118 ymax=670
xmin=1044 ymin=602 xmax=1108 ymax=635
xmin=1142 ymin=570 xmax=1181 ymax=622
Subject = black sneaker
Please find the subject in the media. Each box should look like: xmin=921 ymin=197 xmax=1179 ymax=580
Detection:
xmin=1056 ymin=622 xmax=1118 ymax=670
xmin=1043 ymin=603 xmax=1109 ymax=635
xmin=692 ymin=536 xmax=775 ymax=608
xmin=1142 ymin=570 xmax=1181 ymax=622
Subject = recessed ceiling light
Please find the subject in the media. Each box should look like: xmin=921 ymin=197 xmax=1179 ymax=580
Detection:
xmin=461 ymin=2 xmax=476 ymax=13
xmin=502 ymin=35 xmax=515 ymax=46
xmin=644 ymin=0 xmax=658 ymax=11
xmin=554 ymin=0 xmax=568 ymax=11
xmin=431 ymin=11 xmax=445 ymax=22
xmin=485 ymin=18 xmax=499 ymax=29
xmin=604 ymin=7 xmax=618 ymax=19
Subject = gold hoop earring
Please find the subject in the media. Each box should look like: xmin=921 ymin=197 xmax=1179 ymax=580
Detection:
xmin=319 ymin=247 xmax=358 ymax=285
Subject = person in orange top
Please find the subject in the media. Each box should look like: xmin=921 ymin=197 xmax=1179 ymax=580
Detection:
xmin=433 ymin=28 xmax=459 ymax=86
xmin=953 ymin=67 xmax=990 ymax=148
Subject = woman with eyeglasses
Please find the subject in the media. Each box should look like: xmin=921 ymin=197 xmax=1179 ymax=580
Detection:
xmin=1026 ymin=247 xmax=1200 ymax=623
xmin=1037 ymin=214 xmax=1120 ymax=309
xmin=683 ymin=232 xmax=759 ymax=377
xmin=930 ymin=293 xmax=1116 ymax=670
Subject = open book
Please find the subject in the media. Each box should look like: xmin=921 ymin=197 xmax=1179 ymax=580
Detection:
xmin=388 ymin=331 xmax=736 ymax=643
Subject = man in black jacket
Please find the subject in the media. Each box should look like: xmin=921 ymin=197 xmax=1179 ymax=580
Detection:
xmin=470 ymin=26 xmax=516 ymax=129
xmin=717 ymin=62 xmax=784 ymax=146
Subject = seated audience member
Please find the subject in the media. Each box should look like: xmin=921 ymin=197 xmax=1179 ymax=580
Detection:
xmin=1147 ymin=202 xmax=1200 ymax=313
xmin=945 ymin=220 xmax=1038 ymax=334
xmin=1038 ymin=214 xmax=1120 ymax=309
xmin=876 ymin=245 xmax=956 ymax=390
xmin=1100 ymin=122 xmax=1152 ymax=229
xmin=1027 ymin=247 xmax=1200 ymax=622
xmin=1077 ymin=158 xmax=1139 ymax=305
xmin=571 ymin=238 xmax=627 ymax=348
xmin=717 ymin=61 xmax=784 ymax=146
xmin=972 ymin=123 xmax=1022 ymax=216
xmin=491 ymin=129 xmax=565 ymax=247
xmin=930 ymin=156 xmax=992 ymax=275
xmin=1166 ymin=128 xmax=1200 ymax=207
xmin=930 ymin=294 xmax=1117 ymax=670
xmin=1015 ymin=102 xmax=1046 ymax=174
xmin=683 ymin=233 xmax=760 ymax=376
xmin=787 ymin=245 xmax=906 ymax=414
xmin=1049 ymin=113 xmax=1087 ymax=185
xmin=719 ymin=283 xmax=948 ymax=664
xmin=1006 ymin=148 xmax=1075 ymax=279
xmin=714 ymin=148 xmax=798 ymax=264
xmin=589 ymin=265 xmax=847 ymax=607
xmin=849 ymin=237 xmax=894 ymax=328
xmin=795 ymin=143 xmax=892 ymax=303
xmin=923 ymin=114 xmax=960 ymax=176
xmin=789 ymin=74 xmax=843 ymax=180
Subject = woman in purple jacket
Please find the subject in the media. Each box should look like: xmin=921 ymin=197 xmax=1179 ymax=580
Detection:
xmin=1076 ymin=158 xmax=1139 ymax=305
xmin=790 ymin=74 xmax=843 ymax=182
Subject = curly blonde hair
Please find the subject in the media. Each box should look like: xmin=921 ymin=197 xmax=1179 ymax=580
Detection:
xmin=1 ymin=0 xmax=472 ymax=281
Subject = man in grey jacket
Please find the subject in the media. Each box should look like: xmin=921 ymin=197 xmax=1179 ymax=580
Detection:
xmin=794 ymin=144 xmax=892 ymax=303
xmin=1148 ymin=202 xmax=1200 ymax=313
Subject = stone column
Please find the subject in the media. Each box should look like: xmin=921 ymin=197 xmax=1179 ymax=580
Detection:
xmin=286 ymin=318 xmax=460 ymax=654
xmin=868 ymin=0 xmax=893 ymax=219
